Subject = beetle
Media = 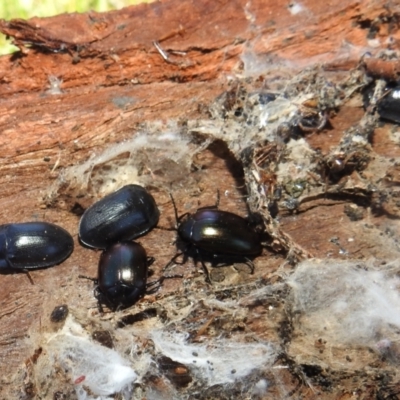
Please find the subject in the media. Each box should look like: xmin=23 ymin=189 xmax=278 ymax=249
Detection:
xmin=96 ymin=242 xmax=150 ymax=310
xmin=82 ymin=242 xmax=180 ymax=311
xmin=166 ymin=194 xmax=263 ymax=283
xmin=50 ymin=304 xmax=69 ymax=323
xmin=79 ymin=184 xmax=160 ymax=249
xmin=377 ymin=84 xmax=400 ymax=124
xmin=0 ymin=222 xmax=74 ymax=270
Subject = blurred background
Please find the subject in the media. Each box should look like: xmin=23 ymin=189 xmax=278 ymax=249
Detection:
xmin=0 ymin=0 xmax=150 ymax=54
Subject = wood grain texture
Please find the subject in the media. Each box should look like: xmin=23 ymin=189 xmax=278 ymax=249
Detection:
xmin=0 ymin=0 xmax=399 ymax=398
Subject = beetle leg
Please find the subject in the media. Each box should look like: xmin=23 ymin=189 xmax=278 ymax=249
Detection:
xmin=22 ymin=270 xmax=35 ymax=285
xmin=147 ymin=256 xmax=155 ymax=267
xmin=98 ymin=303 xmax=105 ymax=313
xmin=78 ymin=274 xmax=98 ymax=283
xmin=232 ymin=258 xmax=255 ymax=275
xmin=233 ymin=257 xmax=255 ymax=275
xmin=196 ymin=257 xmax=212 ymax=284
xmin=163 ymin=253 xmax=180 ymax=271
xmin=244 ymin=258 xmax=255 ymax=274
xmin=93 ymin=288 xmax=105 ymax=313
xmin=146 ymin=274 xmax=183 ymax=293
xmin=200 ymin=259 xmax=212 ymax=284
xmin=163 ymin=250 xmax=189 ymax=271
xmin=169 ymin=193 xmax=180 ymax=226
xmin=80 ymin=275 xmax=105 ymax=312
xmin=172 ymin=251 xmax=189 ymax=265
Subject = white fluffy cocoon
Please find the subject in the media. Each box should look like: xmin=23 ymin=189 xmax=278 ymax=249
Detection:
xmin=152 ymin=330 xmax=275 ymax=386
xmin=287 ymin=259 xmax=400 ymax=345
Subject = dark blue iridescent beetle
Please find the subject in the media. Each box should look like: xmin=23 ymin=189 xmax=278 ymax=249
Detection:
xmin=96 ymin=242 xmax=153 ymax=310
xmin=166 ymin=193 xmax=262 ymax=283
xmin=0 ymin=222 xmax=73 ymax=270
xmin=377 ymin=84 xmax=400 ymax=124
xmin=79 ymin=184 xmax=160 ymax=249
xmin=82 ymin=242 xmax=180 ymax=311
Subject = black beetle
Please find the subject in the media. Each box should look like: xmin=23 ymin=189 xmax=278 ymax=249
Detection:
xmin=166 ymin=194 xmax=262 ymax=282
xmin=377 ymin=85 xmax=400 ymax=124
xmin=0 ymin=222 xmax=74 ymax=270
xmin=50 ymin=304 xmax=69 ymax=323
xmin=96 ymin=242 xmax=150 ymax=310
xmin=79 ymin=184 xmax=160 ymax=249
xmin=84 ymin=241 xmax=179 ymax=311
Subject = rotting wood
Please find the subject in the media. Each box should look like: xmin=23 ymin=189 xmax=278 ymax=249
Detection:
xmin=0 ymin=0 xmax=400 ymax=398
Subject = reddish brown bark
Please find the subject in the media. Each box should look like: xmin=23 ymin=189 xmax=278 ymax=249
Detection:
xmin=0 ymin=0 xmax=399 ymax=398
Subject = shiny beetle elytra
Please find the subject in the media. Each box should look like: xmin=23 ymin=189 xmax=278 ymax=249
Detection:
xmin=0 ymin=222 xmax=74 ymax=270
xmin=96 ymin=242 xmax=151 ymax=310
xmin=81 ymin=242 xmax=181 ymax=311
xmin=377 ymin=85 xmax=400 ymax=124
xmin=79 ymin=184 xmax=160 ymax=249
xmin=178 ymin=209 xmax=262 ymax=256
xmin=166 ymin=194 xmax=262 ymax=283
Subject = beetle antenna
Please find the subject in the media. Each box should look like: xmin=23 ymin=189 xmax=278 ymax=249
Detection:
xmin=169 ymin=192 xmax=180 ymax=227
xmin=215 ymin=189 xmax=220 ymax=208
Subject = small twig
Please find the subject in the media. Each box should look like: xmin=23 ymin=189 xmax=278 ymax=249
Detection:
xmin=153 ymin=40 xmax=169 ymax=62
